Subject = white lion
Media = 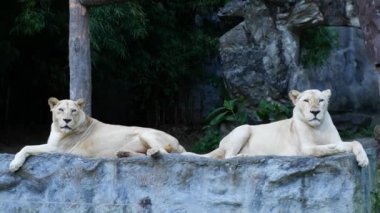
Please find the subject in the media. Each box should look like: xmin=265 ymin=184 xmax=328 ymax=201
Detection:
xmin=189 ymin=89 xmax=369 ymax=167
xmin=9 ymin=97 xmax=185 ymax=172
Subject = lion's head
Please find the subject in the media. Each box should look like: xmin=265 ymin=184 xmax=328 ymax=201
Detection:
xmin=48 ymin=97 xmax=86 ymax=133
xmin=289 ymin=89 xmax=331 ymax=127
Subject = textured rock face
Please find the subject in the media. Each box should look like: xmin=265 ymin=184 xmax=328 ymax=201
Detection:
xmin=375 ymin=126 xmax=380 ymax=142
xmin=219 ymin=0 xmax=379 ymax=114
xmin=0 ymin=139 xmax=377 ymax=212
xmin=289 ymin=27 xmax=380 ymax=113
xmin=356 ymin=0 xmax=380 ymax=65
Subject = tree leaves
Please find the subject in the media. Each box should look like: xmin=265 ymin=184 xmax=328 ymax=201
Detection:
xmin=89 ymin=0 xmax=225 ymax=125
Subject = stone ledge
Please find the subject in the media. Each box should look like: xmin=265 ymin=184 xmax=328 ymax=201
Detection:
xmin=0 ymin=139 xmax=377 ymax=213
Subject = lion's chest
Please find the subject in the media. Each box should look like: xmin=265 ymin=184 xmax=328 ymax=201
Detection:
xmin=305 ymin=131 xmax=336 ymax=145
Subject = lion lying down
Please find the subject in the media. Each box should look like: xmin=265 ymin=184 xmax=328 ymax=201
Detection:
xmin=9 ymin=98 xmax=185 ymax=172
xmin=187 ymin=89 xmax=369 ymax=167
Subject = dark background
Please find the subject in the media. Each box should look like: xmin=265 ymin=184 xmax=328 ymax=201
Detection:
xmin=0 ymin=0 xmax=233 ymax=152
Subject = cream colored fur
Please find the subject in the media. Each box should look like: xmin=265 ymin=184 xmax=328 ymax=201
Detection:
xmin=9 ymin=98 xmax=185 ymax=172
xmin=188 ymin=89 xmax=369 ymax=167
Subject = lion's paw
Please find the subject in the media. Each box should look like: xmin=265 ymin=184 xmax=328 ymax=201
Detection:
xmin=356 ymin=152 xmax=369 ymax=167
xmin=147 ymin=148 xmax=161 ymax=158
xmin=9 ymin=158 xmax=23 ymax=173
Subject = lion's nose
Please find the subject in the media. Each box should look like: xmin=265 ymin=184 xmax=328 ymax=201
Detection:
xmin=310 ymin=110 xmax=320 ymax=116
xmin=63 ymin=119 xmax=72 ymax=124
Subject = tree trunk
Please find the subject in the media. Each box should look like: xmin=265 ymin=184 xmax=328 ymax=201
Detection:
xmin=69 ymin=0 xmax=92 ymax=115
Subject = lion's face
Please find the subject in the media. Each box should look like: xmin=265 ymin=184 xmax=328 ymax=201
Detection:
xmin=48 ymin=97 xmax=86 ymax=134
xmin=289 ymin=89 xmax=331 ymax=127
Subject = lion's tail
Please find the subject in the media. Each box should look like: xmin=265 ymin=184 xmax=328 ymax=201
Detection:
xmin=202 ymin=147 xmax=225 ymax=159
xmin=182 ymin=148 xmax=225 ymax=159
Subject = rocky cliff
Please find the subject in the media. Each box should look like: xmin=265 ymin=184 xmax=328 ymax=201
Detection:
xmin=218 ymin=0 xmax=380 ymax=116
xmin=0 ymin=139 xmax=377 ymax=212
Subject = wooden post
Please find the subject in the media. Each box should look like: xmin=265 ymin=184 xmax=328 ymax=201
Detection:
xmin=69 ymin=0 xmax=92 ymax=115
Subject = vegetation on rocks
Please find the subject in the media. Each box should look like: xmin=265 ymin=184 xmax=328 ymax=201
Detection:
xmin=300 ymin=27 xmax=338 ymax=67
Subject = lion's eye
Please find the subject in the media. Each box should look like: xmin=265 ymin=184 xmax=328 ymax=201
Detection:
xmin=58 ymin=108 xmax=64 ymax=112
xmin=71 ymin=109 xmax=77 ymax=113
xmin=303 ymin=99 xmax=309 ymax=103
xmin=319 ymin=99 xmax=324 ymax=103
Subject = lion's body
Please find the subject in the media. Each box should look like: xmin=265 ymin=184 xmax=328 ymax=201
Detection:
xmin=9 ymin=98 xmax=184 ymax=172
xmin=48 ymin=118 xmax=183 ymax=157
xmin=194 ymin=89 xmax=369 ymax=167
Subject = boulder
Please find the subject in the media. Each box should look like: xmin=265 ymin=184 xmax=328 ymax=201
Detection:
xmin=0 ymin=138 xmax=377 ymax=212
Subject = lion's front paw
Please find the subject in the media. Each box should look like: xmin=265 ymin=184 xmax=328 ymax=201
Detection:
xmin=356 ymin=152 xmax=369 ymax=167
xmin=147 ymin=148 xmax=161 ymax=158
xmin=9 ymin=158 xmax=24 ymax=172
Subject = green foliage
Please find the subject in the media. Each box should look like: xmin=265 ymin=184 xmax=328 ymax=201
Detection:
xmin=191 ymin=128 xmax=221 ymax=154
xmin=90 ymin=2 xmax=148 ymax=59
xmin=89 ymin=0 xmax=225 ymax=125
xmin=10 ymin=0 xmax=66 ymax=36
xmin=11 ymin=0 xmax=45 ymax=35
xmin=255 ymin=100 xmax=292 ymax=123
xmin=205 ymin=99 xmax=248 ymax=127
xmin=300 ymin=27 xmax=338 ymax=67
xmin=0 ymin=0 xmax=226 ymax=125
xmin=192 ymin=99 xmax=247 ymax=153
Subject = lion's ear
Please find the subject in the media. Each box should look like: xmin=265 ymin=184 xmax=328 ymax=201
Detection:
xmin=322 ymin=89 xmax=331 ymax=99
xmin=289 ymin=90 xmax=300 ymax=105
xmin=76 ymin=98 xmax=85 ymax=109
xmin=48 ymin=97 xmax=59 ymax=110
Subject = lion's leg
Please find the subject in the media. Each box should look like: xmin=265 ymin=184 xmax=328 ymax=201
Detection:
xmin=302 ymin=144 xmax=346 ymax=157
xmin=9 ymin=144 xmax=55 ymax=172
xmin=223 ymin=125 xmax=251 ymax=159
xmin=139 ymin=133 xmax=168 ymax=157
xmin=338 ymin=141 xmax=369 ymax=167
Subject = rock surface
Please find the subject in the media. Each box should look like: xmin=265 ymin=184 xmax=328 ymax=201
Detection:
xmin=375 ymin=126 xmax=380 ymax=142
xmin=289 ymin=27 xmax=380 ymax=113
xmin=219 ymin=0 xmax=380 ymax=115
xmin=356 ymin=0 xmax=380 ymax=65
xmin=0 ymin=139 xmax=377 ymax=212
